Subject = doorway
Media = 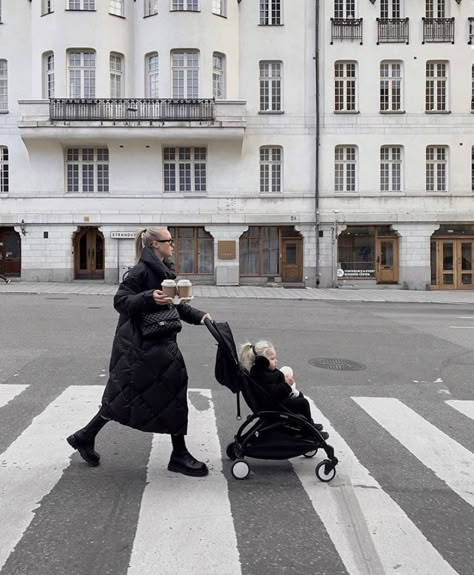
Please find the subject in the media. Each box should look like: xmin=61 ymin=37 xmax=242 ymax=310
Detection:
xmin=431 ymin=238 xmax=474 ymax=289
xmin=0 ymin=227 xmax=21 ymax=277
xmin=74 ymin=227 xmax=104 ymax=280
xmin=375 ymin=237 xmax=399 ymax=284
xmin=281 ymin=238 xmax=303 ymax=282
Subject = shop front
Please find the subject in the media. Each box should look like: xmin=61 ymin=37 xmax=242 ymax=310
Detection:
xmin=431 ymin=226 xmax=474 ymax=290
xmin=338 ymin=226 xmax=399 ymax=284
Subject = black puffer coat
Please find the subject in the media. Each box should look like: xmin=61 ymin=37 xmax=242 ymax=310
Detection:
xmin=101 ymin=247 xmax=206 ymax=435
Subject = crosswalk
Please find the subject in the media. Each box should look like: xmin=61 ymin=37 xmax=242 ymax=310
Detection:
xmin=0 ymin=384 xmax=473 ymax=575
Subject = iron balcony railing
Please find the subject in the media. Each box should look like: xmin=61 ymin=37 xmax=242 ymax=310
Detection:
xmin=377 ymin=18 xmax=409 ymax=44
xmin=49 ymin=98 xmax=215 ymax=122
xmin=469 ymin=18 xmax=474 ymax=45
xmin=330 ymin=18 xmax=363 ymax=45
xmin=422 ymin=17 xmax=455 ymax=43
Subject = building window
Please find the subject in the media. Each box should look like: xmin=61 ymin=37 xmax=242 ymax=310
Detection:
xmin=380 ymin=61 xmax=402 ymax=112
xmin=171 ymin=0 xmax=199 ymax=11
xmin=260 ymin=0 xmax=282 ymax=25
xmin=260 ymin=146 xmax=282 ymax=193
xmin=335 ymin=0 xmax=355 ymax=18
xmin=240 ymin=227 xmax=279 ymax=276
xmin=66 ymin=148 xmax=109 ymax=193
xmin=381 ymin=0 xmax=401 ymax=18
xmin=259 ymin=61 xmax=282 ymax=112
xmin=109 ymin=0 xmax=124 ymax=16
xmin=335 ymin=146 xmax=357 ymax=193
xmin=380 ymin=146 xmax=402 ymax=192
xmin=168 ymin=227 xmax=214 ymax=274
xmin=110 ymin=53 xmax=123 ymax=98
xmin=426 ymin=146 xmax=448 ymax=192
xmin=335 ymin=61 xmax=357 ymax=112
xmin=172 ymin=51 xmax=199 ymax=98
xmin=41 ymin=0 xmax=54 ymax=15
xmin=0 ymin=60 xmax=7 ymax=112
xmin=43 ymin=52 xmax=55 ymax=99
xmin=68 ymin=0 xmax=96 ymax=9
xmin=212 ymin=53 xmax=225 ymax=99
xmin=163 ymin=147 xmax=206 ymax=193
xmin=472 ymin=65 xmax=474 ymax=113
xmin=212 ymin=0 xmax=226 ymax=16
xmin=68 ymin=51 xmax=96 ymax=98
xmin=426 ymin=61 xmax=448 ymax=112
xmin=144 ymin=0 xmax=158 ymax=16
xmin=145 ymin=53 xmax=159 ymax=97
xmin=426 ymin=0 xmax=446 ymax=18
xmin=0 ymin=147 xmax=8 ymax=193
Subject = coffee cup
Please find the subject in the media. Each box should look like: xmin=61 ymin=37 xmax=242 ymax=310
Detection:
xmin=177 ymin=279 xmax=192 ymax=299
xmin=161 ymin=279 xmax=177 ymax=298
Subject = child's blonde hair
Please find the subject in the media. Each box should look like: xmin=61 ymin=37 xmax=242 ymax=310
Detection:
xmin=239 ymin=340 xmax=275 ymax=371
xmin=134 ymin=227 xmax=169 ymax=263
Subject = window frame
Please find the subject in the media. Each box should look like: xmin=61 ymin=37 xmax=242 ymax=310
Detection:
xmin=380 ymin=0 xmax=401 ymax=19
xmin=335 ymin=145 xmax=358 ymax=193
xmin=259 ymin=60 xmax=283 ymax=113
xmin=65 ymin=148 xmax=109 ymax=194
xmin=43 ymin=52 xmax=55 ymax=99
xmin=380 ymin=146 xmax=403 ymax=193
xmin=212 ymin=0 xmax=227 ymax=17
xmin=260 ymin=146 xmax=283 ymax=193
xmin=168 ymin=227 xmax=214 ymax=274
xmin=67 ymin=0 xmax=96 ymax=10
xmin=110 ymin=52 xmax=123 ymax=98
xmin=67 ymin=50 xmax=96 ymax=98
xmin=425 ymin=0 xmax=446 ymax=19
xmin=240 ymin=226 xmax=280 ymax=277
xmin=145 ymin=52 xmax=159 ymax=98
xmin=109 ymin=0 xmax=124 ymax=17
xmin=144 ymin=0 xmax=158 ymax=17
xmin=212 ymin=52 xmax=226 ymax=100
xmin=163 ymin=147 xmax=207 ymax=193
xmin=259 ymin=0 xmax=282 ymax=26
xmin=0 ymin=146 xmax=9 ymax=194
xmin=171 ymin=0 xmax=199 ymax=12
xmin=425 ymin=61 xmax=448 ymax=113
xmin=0 ymin=60 xmax=8 ymax=113
xmin=380 ymin=61 xmax=403 ymax=113
xmin=334 ymin=0 xmax=355 ymax=19
xmin=426 ymin=145 xmax=448 ymax=192
xmin=171 ymin=51 xmax=199 ymax=98
xmin=41 ymin=0 xmax=54 ymax=15
xmin=335 ymin=61 xmax=358 ymax=113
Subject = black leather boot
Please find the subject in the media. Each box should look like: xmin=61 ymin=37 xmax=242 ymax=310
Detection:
xmin=168 ymin=435 xmax=209 ymax=477
xmin=67 ymin=410 xmax=108 ymax=466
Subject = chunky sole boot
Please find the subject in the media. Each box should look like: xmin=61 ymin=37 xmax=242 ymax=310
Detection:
xmin=168 ymin=451 xmax=209 ymax=477
xmin=67 ymin=432 xmax=100 ymax=467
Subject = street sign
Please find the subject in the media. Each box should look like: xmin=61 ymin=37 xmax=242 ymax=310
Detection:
xmin=110 ymin=232 xmax=136 ymax=239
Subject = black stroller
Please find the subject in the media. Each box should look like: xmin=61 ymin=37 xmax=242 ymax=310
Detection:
xmin=205 ymin=320 xmax=338 ymax=482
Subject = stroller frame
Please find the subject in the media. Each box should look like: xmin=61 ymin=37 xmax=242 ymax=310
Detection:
xmin=205 ymin=319 xmax=338 ymax=482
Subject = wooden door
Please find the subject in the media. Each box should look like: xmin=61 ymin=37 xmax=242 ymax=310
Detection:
xmin=0 ymin=227 xmax=21 ymax=277
xmin=281 ymin=238 xmax=303 ymax=282
xmin=435 ymin=239 xmax=474 ymax=289
xmin=74 ymin=228 xmax=104 ymax=280
xmin=376 ymin=237 xmax=399 ymax=284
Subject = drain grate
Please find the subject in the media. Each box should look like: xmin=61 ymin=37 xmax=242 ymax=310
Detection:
xmin=309 ymin=358 xmax=366 ymax=371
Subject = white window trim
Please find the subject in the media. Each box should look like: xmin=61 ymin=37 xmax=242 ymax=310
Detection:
xmin=43 ymin=52 xmax=55 ymax=99
xmin=212 ymin=52 xmax=226 ymax=100
xmin=425 ymin=61 xmax=449 ymax=113
xmin=0 ymin=59 xmax=8 ymax=113
xmin=171 ymin=0 xmax=200 ymax=12
xmin=426 ymin=145 xmax=448 ymax=193
xmin=68 ymin=50 xmax=96 ymax=98
xmin=259 ymin=0 xmax=283 ymax=25
xmin=212 ymin=0 xmax=227 ymax=17
xmin=66 ymin=148 xmax=109 ymax=194
xmin=335 ymin=61 xmax=358 ymax=113
xmin=144 ymin=0 xmax=158 ymax=17
xmin=335 ymin=145 xmax=358 ymax=194
xmin=425 ymin=0 xmax=447 ymax=19
xmin=334 ymin=0 xmax=356 ymax=19
xmin=145 ymin=52 xmax=159 ymax=98
xmin=380 ymin=61 xmax=403 ymax=113
xmin=163 ymin=147 xmax=207 ymax=193
xmin=41 ymin=0 xmax=54 ymax=15
xmin=67 ymin=0 xmax=96 ymax=10
xmin=380 ymin=145 xmax=403 ymax=193
xmin=171 ymin=51 xmax=199 ymax=99
xmin=259 ymin=61 xmax=283 ymax=113
xmin=259 ymin=146 xmax=283 ymax=193
xmin=0 ymin=146 xmax=8 ymax=193
xmin=110 ymin=53 xmax=123 ymax=98
xmin=109 ymin=0 xmax=124 ymax=17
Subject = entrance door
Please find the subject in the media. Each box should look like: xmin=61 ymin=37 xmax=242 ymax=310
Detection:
xmin=0 ymin=228 xmax=21 ymax=277
xmin=74 ymin=228 xmax=104 ymax=280
xmin=434 ymin=239 xmax=474 ymax=289
xmin=375 ymin=237 xmax=399 ymax=284
xmin=281 ymin=238 xmax=303 ymax=282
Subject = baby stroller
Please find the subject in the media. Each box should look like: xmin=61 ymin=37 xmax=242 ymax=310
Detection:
xmin=205 ymin=319 xmax=338 ymax=482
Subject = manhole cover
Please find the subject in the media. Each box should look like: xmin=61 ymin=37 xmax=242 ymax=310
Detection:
xmin=309 ymin=358 xmax=366 ymax=371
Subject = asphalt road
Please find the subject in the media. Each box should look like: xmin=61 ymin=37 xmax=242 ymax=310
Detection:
xmin=0 ymin=294 xmax=473 ymax=575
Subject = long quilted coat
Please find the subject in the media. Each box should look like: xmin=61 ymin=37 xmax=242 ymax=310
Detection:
xmin=101 ymin=247 xmax=206 ymax=435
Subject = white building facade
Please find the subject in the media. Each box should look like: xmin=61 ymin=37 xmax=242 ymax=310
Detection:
xmin=0 ymin=0 xmax=473 ymax=290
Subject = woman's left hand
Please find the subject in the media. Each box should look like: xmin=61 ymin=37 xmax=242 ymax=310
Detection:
xmin=200 ymin=313 xmax=212 ymax=324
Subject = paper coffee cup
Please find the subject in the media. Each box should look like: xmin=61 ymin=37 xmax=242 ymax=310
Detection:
xmin=177 ymin=279 xmax=192 ymax=298
xmin=161 ymin=279 xmax=177 ymax=297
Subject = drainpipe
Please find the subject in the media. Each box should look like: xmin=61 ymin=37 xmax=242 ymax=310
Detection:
xmin=314 ymin=0 xmax=321 ymax=286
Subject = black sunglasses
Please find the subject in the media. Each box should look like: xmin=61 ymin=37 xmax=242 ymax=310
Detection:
xmin=156 ymin=238 xmax=174 ymax=244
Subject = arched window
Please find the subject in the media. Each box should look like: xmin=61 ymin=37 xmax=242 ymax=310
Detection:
xmin=172 ymin=51 xmax=199 ymax=98
xmin=145 ymin=52 xmax=159 ymax=97
xmin=43 ymin=52 xmax=55 ymax=99
xmin=110 ymin=53 xmax=124 ymax=97
xmin=212 ymin=53 xmax=225 ymax=99
xmin=67 ymin=50 xmax=96 ymax=98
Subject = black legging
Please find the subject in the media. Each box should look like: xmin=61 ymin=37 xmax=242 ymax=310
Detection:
xmin=282 ymin=393 xmax=313 ymax=422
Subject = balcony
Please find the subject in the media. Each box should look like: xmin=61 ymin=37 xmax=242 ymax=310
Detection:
xmin=330 ymin=18 xmax=363 ymax=45
xmin=422 ymin=18 xmax=455 ymax=44
xmin=469 ymin=18 xmax=474 ymax=45
xmin=377 ymin=18 xmax=409 ymax=44
xmin=18 ymin=98 xmax=247 ymax=141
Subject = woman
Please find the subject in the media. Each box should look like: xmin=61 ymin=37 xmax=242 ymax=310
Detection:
xmin=67 ymin=227 xmax=212 ymax=477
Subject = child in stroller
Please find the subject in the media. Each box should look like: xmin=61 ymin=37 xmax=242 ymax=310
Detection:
xmin=239 ymin=340 xmax=328 ymax=439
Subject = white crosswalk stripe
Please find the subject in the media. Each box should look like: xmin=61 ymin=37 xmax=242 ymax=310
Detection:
xmin=353 ymin=397 xmax=474 ymax=509
xmin=0 ymin=384 xmax=28 ymax=408
xmin=0 ymin=385 xmax=103 ymax=571
xmin=446 ymin=400 xmax=474 ymax=421
xmin=0 ymin=385 xmax=473 ymax=575
xmin=127 ymin=388 xmax=242 ymax=575
xmin=291 ymin=398 xmax=459 ymax=575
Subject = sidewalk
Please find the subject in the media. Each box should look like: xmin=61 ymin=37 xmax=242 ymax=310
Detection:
xmin=2 ymin=280 xmax=474 ymax=304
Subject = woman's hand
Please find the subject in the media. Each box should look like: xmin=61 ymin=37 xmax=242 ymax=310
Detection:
xmin=152 ymin=289 xmax=171 ymax=306
xmin=200 ymin=313 xmax=212 ymax=324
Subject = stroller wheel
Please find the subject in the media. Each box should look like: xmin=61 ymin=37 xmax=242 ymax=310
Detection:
xmin=231 ymin=459 xmax=250 ymax=480
xmin=226 ymin=442 xmax=237 ymax=461
xmin=315 ymin=459 xmax=337 ymax=482
xmin=303 ymin=449 xmax=318 ymax=458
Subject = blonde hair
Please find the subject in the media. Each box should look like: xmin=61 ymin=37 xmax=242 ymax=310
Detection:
xmin=239 ymin=340 xmax=274 ymax=371
xmin=134 ymin=227 xmax=169 ymax=263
